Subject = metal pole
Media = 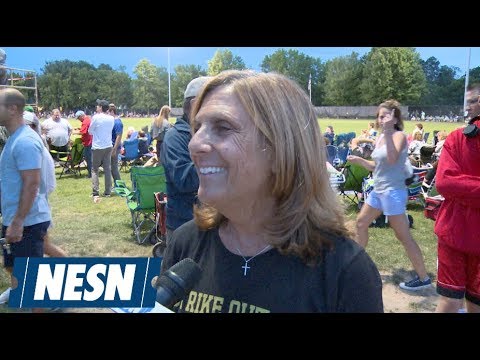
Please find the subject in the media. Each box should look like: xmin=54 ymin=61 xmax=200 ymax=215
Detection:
xmin=34 ymin=73 xmax=38 ymax=108
xmin=463 ymin=47 xmax=471 ymax=118
xmin=308 ymin=73 xmax=312 ymax=103
xmin=168 ymin=48 xmax=171 ymax=109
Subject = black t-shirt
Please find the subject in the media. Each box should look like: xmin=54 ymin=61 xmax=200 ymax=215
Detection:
xmin=161 ymin=220 xmax=383 ymax=313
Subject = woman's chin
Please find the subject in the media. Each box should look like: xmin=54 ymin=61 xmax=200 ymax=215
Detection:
xmin=197 ymin=189 xmax=223 ymax=207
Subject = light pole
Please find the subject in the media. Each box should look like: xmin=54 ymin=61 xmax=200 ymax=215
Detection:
xmin=463 ymin=47 xmax=471 ymax=120
xmin=168 ymin=48 xmax=171 ymax=109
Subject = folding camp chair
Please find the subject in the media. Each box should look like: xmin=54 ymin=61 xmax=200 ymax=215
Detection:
xmin=325 ymin=145 xmax=338 ymax=167
xmin=336 ymin=145 xmax=350 ymax=167
xmin=419 ymin=145 xmax=435 ymax=166
xmin=423 ymin=132 xmax=430 ymax=143
xmin=152 ymin=192 xmax=167 ymax=258
xmin=119 ymin=138 xmax=141 ymax=172
xmin=424 ymin=175 xmax=442 ymax=221
xmin=114 ymin=166 xmax=166 ymax=244
xmin=337 ymin=161 xmax=370 ymax=207
xmin=407 ymin=165 xmax=432 ymax=206
xmin=50 ymin=136 xmax=85 ymax=178
xmin=334 ymin=132 xmax=356 ymax=147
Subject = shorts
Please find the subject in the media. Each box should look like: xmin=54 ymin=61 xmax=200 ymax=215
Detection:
xmin=2 ymin=221 xmax=50 ymax=268
xmin=365 ymin=188 xmax=407 ymax=216
xmin=436 ymin=240 xmax=480 ymax=305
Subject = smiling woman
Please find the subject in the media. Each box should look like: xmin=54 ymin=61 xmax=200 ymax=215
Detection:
xmin=160 ymin=70 xmax=384 ymax=313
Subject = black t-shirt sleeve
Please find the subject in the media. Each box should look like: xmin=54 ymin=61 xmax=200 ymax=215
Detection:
xmin=336 ymin=250 xmax=384 ymax=313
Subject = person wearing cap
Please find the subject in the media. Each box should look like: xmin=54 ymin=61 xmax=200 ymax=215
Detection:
xmin=0 ymin=88 xmax=51 ymax=313
xmin=23 ymin=110 xmax=67 ymax=260
xmin=73 ymin=110 xmax=93 ymax=178
xmin=41 ymin=108 xmax=72 ymax=160
xmin=24 ymin=106 xmax=42 ymax=136
xmin=88 ymin=99 xmax=115 ymax=198
xmin=160 ymin=76 xmax=212 ymax=246
xmin=23 ymin=111 xmax=48 ymax=148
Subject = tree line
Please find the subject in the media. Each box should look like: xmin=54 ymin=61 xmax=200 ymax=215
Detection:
xmin=28 ymin=48 xmax=479 ymax=113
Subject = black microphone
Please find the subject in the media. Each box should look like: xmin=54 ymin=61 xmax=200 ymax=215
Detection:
xmin=155 ymin=258 xmax=202 ymax=309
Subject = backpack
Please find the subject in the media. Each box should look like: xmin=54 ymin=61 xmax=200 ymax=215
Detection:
xmin=11 ymin=134 xmax=56 ymax=194
xmin=155 ymin=121 xmax=171 ymax=143
xmin=156 ymin=126 xmax=169 ymax=142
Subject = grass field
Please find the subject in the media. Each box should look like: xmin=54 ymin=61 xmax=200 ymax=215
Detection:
xmin=0 ymin=117 xmax=464 ymax=312
xmin=64 ymin=116 xmax=463 ymax=142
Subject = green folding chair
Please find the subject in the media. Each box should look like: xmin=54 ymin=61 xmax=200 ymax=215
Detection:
xmin=338 ymin=161 xmax=370 ymax=207
xmin=50 ymin=136 xmax=85 ymax=178
xmin=115 ymin=166 xmax=166 ymax=244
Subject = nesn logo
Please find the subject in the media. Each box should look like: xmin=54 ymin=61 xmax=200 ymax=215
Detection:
xmin=9 ymin=257 xmax=161 ymax=308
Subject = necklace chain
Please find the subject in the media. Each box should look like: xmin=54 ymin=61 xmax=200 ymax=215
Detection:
xmin=236 ymin=245 xmax=272 ymax=276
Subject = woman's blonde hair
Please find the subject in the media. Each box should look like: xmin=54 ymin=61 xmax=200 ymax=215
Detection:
xmin=154 ymin=105 xmax=171 ymax=127
xmin=190 ymin=70 xmax=352 ymax=265
xmin=437 ymin=130 xmax=448 ymax=140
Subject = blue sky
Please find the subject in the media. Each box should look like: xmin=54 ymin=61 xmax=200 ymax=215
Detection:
xmin=1 ymin=47 xmax=477 ymax=77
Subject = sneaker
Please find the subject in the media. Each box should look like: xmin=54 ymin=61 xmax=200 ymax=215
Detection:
xmin=399 ymin=276 xmax=432 ymax=291
xmin=102 ymin=193 xmax=111 ymax=197
xmin=0 ymin=287 xmax=11 ymax=304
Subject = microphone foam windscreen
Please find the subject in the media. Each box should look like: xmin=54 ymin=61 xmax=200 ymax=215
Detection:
xmin=158 ymin=258 xmax=202 ymax=296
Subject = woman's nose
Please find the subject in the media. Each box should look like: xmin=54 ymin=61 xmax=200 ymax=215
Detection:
xmin=189 ymin=127 xmax=211 ymax=154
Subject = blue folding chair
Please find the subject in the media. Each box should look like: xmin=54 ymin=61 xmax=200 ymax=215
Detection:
xmin=120 ymin=138 xmax=141 ymax=172
xmin=336 ymin=145 xmax=350 ymax=167
xmin=325 ymin=145 xmax=338 ymax=166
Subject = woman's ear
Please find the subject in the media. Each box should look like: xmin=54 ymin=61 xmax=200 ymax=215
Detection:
xmin=271 ymin=157 xmax=276 ymax=174
xmin=264 ymin=146 xmax=276 ymax=174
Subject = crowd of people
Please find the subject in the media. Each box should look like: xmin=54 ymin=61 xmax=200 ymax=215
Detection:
xmin=0 ymin=70 xmax=478 ymax=313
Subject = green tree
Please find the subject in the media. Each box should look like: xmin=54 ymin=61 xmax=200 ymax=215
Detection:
xmin=435 ymin=65 xmax=463 ymax=105
xmin=420 ymin=57 xmax=441 ymax=105
xmin=96 ymin=66 xmax=133 ymax=110
xmin=261 ymin=49 xmax=325 ymax=105
xmin=37 ymin=60 xmax=135 ymax=113
xmin=421 ymin=57 xmax=441 ymax=83
xmin=132 ymin=59 xmax=168 ymax=114
xmin=207 ymin=49 xmax=246 ymax=76
xmin=171 ymin=64 xmax=207 ymax=107
xmin=38 ymin=60 xmax=98 ymax=111
xmin=360 ymin=47 xmax=427 ymax=105
xmin=467 ymin=66 xmax=480 ymax=85
xmin=323 ymin=52 xmax=363 ymax=105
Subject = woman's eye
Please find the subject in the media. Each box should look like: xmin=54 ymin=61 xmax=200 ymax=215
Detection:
xmin=193 ymin=123 xmax=201 ymax=132
xmin=216 ymin=122 xmax=232 ymax=131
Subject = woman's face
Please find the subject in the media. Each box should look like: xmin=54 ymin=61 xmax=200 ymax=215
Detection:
xmin=377 ymin=107 xmax=395 ymax=128
xmin=189 ymin=86 xmax=272 ymax=209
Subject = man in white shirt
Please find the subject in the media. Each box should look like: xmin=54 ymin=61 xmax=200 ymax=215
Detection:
xmin=41 ymin=108 xmax=72 ymax=159
xmin=88 ymin=99 xmax=114 ymax=199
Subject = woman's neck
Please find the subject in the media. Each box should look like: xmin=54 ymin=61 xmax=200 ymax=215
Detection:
xmin=219 ymin=220 xmax=271 ymax=256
